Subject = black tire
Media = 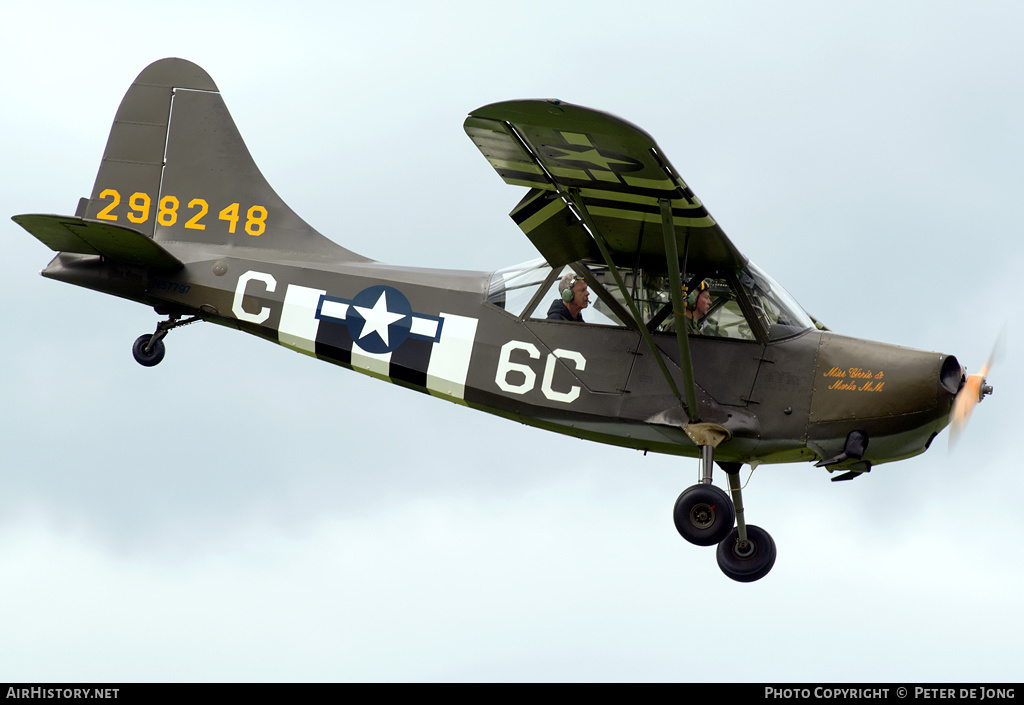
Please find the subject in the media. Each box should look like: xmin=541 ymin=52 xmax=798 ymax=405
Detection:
xmin=132 ymin=334 xmax=165 ymax=367
xmin=716 ymin=525 xmax=777 ymax=583
xmin=673 ymin=484 xmax=736 ymax=546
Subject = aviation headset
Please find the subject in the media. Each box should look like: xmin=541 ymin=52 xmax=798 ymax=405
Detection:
xmin=683 ymin=278 xmax=710 ymax=310
xmin=561 ymin=274 xmax=586 ymax=302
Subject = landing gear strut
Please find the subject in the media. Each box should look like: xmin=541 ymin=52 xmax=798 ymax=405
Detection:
xmin=715 ymin=464 xmax=776 ymax=582
xmin=673 ymin=446 xmax=735 ymax=545
xmin=674 ymin=443 xmax=777 ymax=582
xmin=131 ymin=311 xmax=202 ymax=367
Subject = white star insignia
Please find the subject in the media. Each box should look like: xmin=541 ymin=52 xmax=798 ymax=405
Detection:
xmin=352 ymin=291 xmax=405 ymax=347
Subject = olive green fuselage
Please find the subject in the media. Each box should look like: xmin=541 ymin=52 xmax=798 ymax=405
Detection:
xmin=42 ymin=249 xmax=958 ymax=471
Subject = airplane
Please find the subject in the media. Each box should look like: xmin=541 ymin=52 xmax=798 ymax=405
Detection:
xmin=12 ymin=58 xmax=994 ymax=582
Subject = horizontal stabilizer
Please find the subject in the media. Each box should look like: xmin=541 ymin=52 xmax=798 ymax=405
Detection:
xmin=12 ymin=214 xmax=182 ymax=270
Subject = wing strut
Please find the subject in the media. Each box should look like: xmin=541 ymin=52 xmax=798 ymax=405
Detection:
xmin=660 ymin=198 xmax=700 ymax=423
xmin=495 ymin=118 xmax=704 ymax=423
xmin=563 ymin=186 xmax=694 ymax=420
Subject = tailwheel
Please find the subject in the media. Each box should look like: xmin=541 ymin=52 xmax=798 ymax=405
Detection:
xmin=131 ymin=311 xmax=203 ymax=367
xmin=673 ymin=484 xmax=735 ymax=546
xmin=716 ymin=525 xmax=776 ymax=583
xmin=132 ymin=334 xmax=165 ymax=367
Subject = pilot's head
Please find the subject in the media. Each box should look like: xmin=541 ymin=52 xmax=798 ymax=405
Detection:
xmin=684 ymin=279 xmax=711 ymax=317
xmin=559 ymin=272 xmax=590 ymax=311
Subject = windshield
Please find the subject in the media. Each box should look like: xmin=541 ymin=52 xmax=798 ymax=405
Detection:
xmin=738 ymin=262 xmax=814 ymax=340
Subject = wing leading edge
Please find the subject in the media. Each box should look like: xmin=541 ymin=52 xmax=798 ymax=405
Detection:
xmin=464 ymin=100 xmax=746 ymax=273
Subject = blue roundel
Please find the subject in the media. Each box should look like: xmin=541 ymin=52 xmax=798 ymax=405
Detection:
xmin=345 ymin=285 xmax=413 ymax=354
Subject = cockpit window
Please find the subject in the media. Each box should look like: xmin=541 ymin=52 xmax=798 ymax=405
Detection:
xmin=618 ymin=271 xmax=756 ymax=340
xmin=531 ymin=264 xmax=628 ymax=326
xmin=611 ymin=263 xmax=812 ymax=340
xmin=669 ymin=278 xmax=757 ymax=340
xmin=487 ymin=257 xmax=813 ymax=341
xmin=486 ymin=259 xmax=627 ymax=326
xmin=701 ymin=291 xmax=756 ymax=339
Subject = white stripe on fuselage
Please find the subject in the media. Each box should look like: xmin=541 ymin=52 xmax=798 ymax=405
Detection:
xmin=427 ymin=312 xmax=478 ymax=404
xmin=273 ymin=280 xmax=477 ymax=400
xmin=280 ymin=284 xmax=325 ymax=356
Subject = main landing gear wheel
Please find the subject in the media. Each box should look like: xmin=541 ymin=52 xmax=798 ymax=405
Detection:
xmin=673 ymin=484 xmax=736 ymax=546
xmin=716 ymin=525 xmax=776 ymax=583
xmin=132 ymin=334 xmax=165 ymax=367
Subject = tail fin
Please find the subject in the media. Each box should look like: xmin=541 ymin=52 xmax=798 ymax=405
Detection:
xmin=82 ymin=58 xmax=368 ymax=262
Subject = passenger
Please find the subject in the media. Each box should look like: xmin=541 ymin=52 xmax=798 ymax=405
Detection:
xmin=683 ymin=279 xmax=712 ymax=334
xmin=546 ymin=272 xmax=589 ymax=322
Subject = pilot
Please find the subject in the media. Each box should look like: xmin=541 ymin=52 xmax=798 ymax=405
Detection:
xmin=547 ymin=272 xmax=590 ymax=322
xmin=683 ymin=279 xmax=712 ymax=334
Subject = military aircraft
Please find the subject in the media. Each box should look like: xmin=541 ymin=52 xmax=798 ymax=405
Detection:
xmin=13 ymin=58 xmax=994 ymax=582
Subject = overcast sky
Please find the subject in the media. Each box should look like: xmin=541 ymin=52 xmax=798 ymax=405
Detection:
xmin=2 ymin=0 xmax=1022 ymax=682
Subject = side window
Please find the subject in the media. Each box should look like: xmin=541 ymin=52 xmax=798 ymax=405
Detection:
xmin=487 ymin=258 xmax=553 ymax=317
xmin=590 ymin=268 xmax=667 ymax=327
xmin=698 ymin=293 xmax=755 ymax=340
xmin=530 ymin=265 xmax=627 ymax=327
xmin=487 ymin=259 xmax=627 ymax=326
xmin=653 ymin=276 xmax=756 ymax=340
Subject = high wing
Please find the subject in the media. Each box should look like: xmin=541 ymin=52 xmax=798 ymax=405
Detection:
xmin=464 ymin=100 xmax=746 ymax=273
xmin=465 ymin=100 xmax=750 ymax=429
